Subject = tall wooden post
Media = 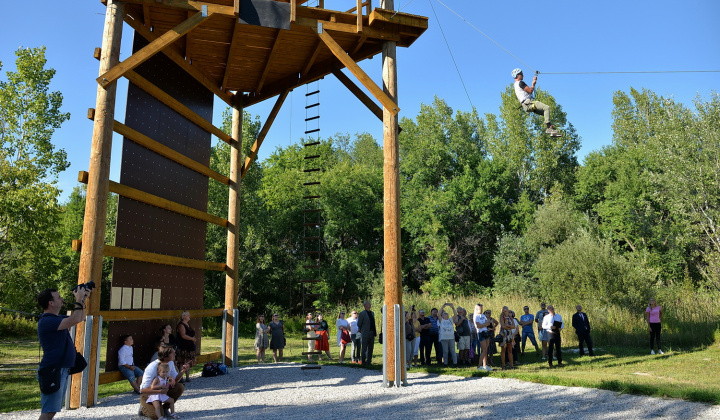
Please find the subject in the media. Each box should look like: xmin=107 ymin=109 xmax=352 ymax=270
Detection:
xmin=72 ymin=0 xmax=124 ymax=408
xmin=224 ymin=98 xmax=243 ymax=365
xmin=381 ymin=0 xmax=404 ymax=386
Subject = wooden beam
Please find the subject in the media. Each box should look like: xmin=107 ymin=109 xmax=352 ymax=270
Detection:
xmin=73 ymin=0 xmax=124 ymax=409
xmin=99 ymin=11 xmax=209 ymax=88
xmin=352 ymin=35 xmax=367 ymax=55
xmin=114 ymin=119 xmax=231 ymax=184
xmin=222 ymin=20 xmax=240 ymax=92
xmin=99 ymin=371 xmax=125 ymax=385
xmin=142 ymin=4 xmax=151 ymax=27
xmin=78 ymin=171 xmax=228 ymax=227
xmin=317 ymin=29 xmax=399 ymax=115
xmin=291 ymin=0 xmax=297 ymax=22
xmin=242 ymin=90 xmax=289 ymax=178
xmin=332 ymin=69 xmax=383 ymax=122
xmin=242 ymin=33 xmax=383 ymax=108
xmin=346 ymin=0 xmax=371 ymax=13
xmin=357 ymin=0 xmax=363 ymax=33
xmin=370 ymin=7 xmax=428 ymax=28
xmin=99 ymin=308 xmax=224 ymax=321
xmin=73 ymin=240 xmax=226 ymax=271
xmin=302 ymin=40 xmax=323 ymax=77
xmin=88 ymin=108 xmax=231 ymax=185
xmin=225 ymin=97 xmax=243 ymax=366
xmin=381 ymin=0 xmax=404 ymax=386
xmin=295 ymin=17 xmax=398 ymax=41
xmin=122 ymin=0 xmax=234 ymax=16
xmin=124 ymin=70 xmax=234 ymax=145
xmin=256 ymin=30 xmax=284 ymax=93
xmin=123 ymin=14 xmax=234 ymax=106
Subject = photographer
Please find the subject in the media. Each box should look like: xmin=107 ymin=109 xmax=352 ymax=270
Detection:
xmin=36 ymin=284 xmax=92 ymax=420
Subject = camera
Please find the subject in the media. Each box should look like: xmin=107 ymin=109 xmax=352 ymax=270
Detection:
xmin=73 ymin=280 xmax=96 ymax=293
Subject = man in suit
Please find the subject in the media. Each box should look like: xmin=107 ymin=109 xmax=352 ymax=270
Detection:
xmin=357 ymin=300 xmax=377 ymax=365
xmin=572 ymin=305 xmax=594 ymax=356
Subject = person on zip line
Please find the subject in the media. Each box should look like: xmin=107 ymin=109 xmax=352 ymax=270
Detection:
xmin=511 ymin=68 xmax=561 ymax=137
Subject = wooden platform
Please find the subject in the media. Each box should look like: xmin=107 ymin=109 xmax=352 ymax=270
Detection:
xmin=116 ymin=0 xmax=428 ymax=107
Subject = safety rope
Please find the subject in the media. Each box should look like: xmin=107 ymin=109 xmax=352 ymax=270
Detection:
xmin=428 ymin=0 xmax=474 ymax=109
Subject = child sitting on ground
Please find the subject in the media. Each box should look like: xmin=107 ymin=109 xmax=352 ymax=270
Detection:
xmin=118 ymin=334 xmax=144 ymax=394
xmin=146 ymin=362 xmax=179 ymax=419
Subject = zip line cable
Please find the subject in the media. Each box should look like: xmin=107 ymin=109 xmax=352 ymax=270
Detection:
xmin=538 ymin=70 xmax=720 ymax=75
xmin=434 ymin=0 xmax=720 ymax=77
xmin=428 ymin=0 xmax=474 ymax=109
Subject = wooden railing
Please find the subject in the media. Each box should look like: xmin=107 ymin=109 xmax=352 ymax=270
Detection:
xmin=290 ymin=0 xmax=371 ymax=34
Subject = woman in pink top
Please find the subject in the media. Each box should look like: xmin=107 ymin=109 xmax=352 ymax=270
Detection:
xmin=645 ymin=298 xmax=664 ymax=355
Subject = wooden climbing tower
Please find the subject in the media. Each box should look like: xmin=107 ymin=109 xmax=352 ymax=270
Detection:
xmin=74 ymin=0 xmax=427 ymax=407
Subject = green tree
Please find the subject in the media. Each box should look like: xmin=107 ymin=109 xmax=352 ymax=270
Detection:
xmin=574 ymin=88 xmax=704 ymax=284
xmin=0 ymin=46 xmax=70 ymax=311
xmin=399 ymin=97 xmax=515 ymax=295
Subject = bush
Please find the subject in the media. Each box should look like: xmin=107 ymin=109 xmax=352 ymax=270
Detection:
xmin=0 ymin=313 xmax=37 ymax=337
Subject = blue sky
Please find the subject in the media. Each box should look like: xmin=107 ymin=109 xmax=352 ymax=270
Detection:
xmin=1 ymin=0 xmax=718 ymax=201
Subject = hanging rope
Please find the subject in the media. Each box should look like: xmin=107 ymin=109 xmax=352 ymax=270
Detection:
xmin=428 ymin=0 xmax=474 ymax=109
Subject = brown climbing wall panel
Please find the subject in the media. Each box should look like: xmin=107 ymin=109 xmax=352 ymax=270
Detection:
xmin=106 ymin=33 xmax=213 ymax=370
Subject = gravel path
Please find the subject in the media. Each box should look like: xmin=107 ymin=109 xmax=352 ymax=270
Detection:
xmin=2 ymin=364 xmax=719 ymax=420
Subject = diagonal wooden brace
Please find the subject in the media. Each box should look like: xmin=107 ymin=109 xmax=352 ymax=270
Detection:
xmin=317 ymin=29 xmax=399 ymax=115
xmin=242 ymin=89 xmax=290 ymax=178
xmin=97 ymin=10 xmax=209 ymax=88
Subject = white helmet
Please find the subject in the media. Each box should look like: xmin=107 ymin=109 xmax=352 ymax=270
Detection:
xmin=511 ymin=68 xmax=523 ymax=78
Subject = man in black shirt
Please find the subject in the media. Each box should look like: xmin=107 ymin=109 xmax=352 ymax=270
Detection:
xmin=37 ymin=286 xmax=91 ymax=420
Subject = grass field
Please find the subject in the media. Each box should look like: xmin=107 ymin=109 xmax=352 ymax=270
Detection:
xmin=2 ymin=334 xmax=719 ymax=413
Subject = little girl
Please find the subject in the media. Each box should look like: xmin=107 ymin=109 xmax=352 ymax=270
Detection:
xmin=146 ymin=363 xmax=179 ymax=419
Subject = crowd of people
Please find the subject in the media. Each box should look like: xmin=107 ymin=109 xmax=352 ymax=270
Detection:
xmin=401 ymin=302 xmax=600 ymax=370
xmin=35 ymin=285 xmax=665 ymax=420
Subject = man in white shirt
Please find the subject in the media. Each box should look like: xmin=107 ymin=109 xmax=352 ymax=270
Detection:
xmin=511 ymin=68 xmax=561 ymax=137
xmin=346 ymin=310 xmax=360 ymax=363
xmin=139 ymin=345 xmax=188 ymax=418
xmin=542 ymin=305 xmax=564 ymax=368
